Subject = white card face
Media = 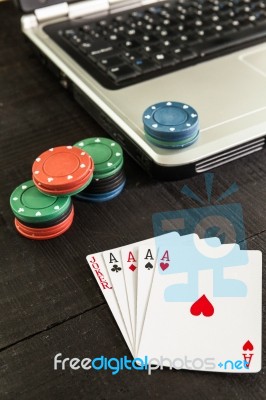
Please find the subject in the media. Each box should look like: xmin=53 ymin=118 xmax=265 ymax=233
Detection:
xmin=136 ymin=235 xmax=221 ymax=354
xmin=120 ymin=232 xmax=180 ymax=354
xmin=102 ymin=248 xmax=134 ymax=347
xmin=136 ymin=243 xmax=157 ymax=354
xmin=138 ymin=249 xmax=262 ymax=373
xmin=86 ymin=252 xmax=133 ymax=355
xmin=120 ymin=246 xmax=138 ymax=351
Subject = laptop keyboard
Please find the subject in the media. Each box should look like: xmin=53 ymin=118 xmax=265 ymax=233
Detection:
xmin=45 ymin=0 xmax=266 ymax=89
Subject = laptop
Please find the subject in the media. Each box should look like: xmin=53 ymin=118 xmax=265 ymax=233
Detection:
xmin=15 ymin=0 xmax=266 ymax=179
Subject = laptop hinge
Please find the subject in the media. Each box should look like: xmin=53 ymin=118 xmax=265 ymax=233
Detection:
xmin=35 ymin=3 xmax=69 ymax=22
xmin=34 ymin=0 xmax=110 ymax=22
xmin=108 ymin=0 xmax=141 ymax=10
xmin=33 ymin=0 xmax=153 ymax=23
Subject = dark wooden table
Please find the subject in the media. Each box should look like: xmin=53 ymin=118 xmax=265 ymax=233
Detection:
xmin=0 ymin=2 xmax=265 ymax=399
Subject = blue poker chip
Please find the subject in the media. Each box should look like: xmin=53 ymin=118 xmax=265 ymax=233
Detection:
xmin=143 ymin=101 xmax=199 ymax=142
xmin=75 ymin=181 xmax=125 ymax=202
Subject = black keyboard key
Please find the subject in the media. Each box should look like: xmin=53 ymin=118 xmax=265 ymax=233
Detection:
xmin=124 ymin=50 xmax=143 ymax=60
xmin=87 ymin=42 xmax=116 ymax=61
xmin=98 ymin=55 xmax=124 ymax=70
xmin=142 ymin=34 xmax=159 ymax=43
xmin=123 ymin=40 xmax=141 ymax=49
xmin=108 ymin=65 xmax=139 ymax=82
xmin=81 ymin=24 xmax=91 ymax=33
xmin=180 ymin=48 xmax=198 ymax=62
xmin=193 ymin=24 xmax=266 ymax=57
xmin=107 ymin=33 xmax=125 ymax=42
xmin=154 ymin=53 xmax=176 ymax=67
xmin=142 ymin=44 xmax=162 ymax=54
xmin=79 ymin=42 xmax=92 ymax=54
xmin=64 ymin=29 xmax=76 ymax=38
xmin=70 ymin=35 xmax=82 ymax=46
xmin=134 ymin=58 xmax=157 ymax=72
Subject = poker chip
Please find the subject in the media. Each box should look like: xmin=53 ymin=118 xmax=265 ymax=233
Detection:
xmin=10 ymin=180 xmax=71 ymax=224
xmin=32 ymin=146 xmax=94 ymax=195
xmin=143 ymin=101 xmax=200 ymax=148
xmin=75 ymin=181 xmax=126 ymax=203
xmin=14 ymin=206 xmax=74 ymax=240
xmin=10 ymin=180 xmax=74 ymax=239
xmin=145 ymin=129 xmax=200 ymax=149
xmin=15 ymin=204 xmax=73 ymax=228
xmin=82 ymin=169 xmax=126 ymax=194
xmin=74 ymin=137 xmax=123 ymax=179
xmin=33 ymin=173 xmax=93 ymax=197
xmin=73 ymin=137 xmax=126 ymax=202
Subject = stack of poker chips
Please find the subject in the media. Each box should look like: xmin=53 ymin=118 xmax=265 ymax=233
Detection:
xmin=73 ymin=137 xmax=126 ymax=202
xmin=10 ymin=140 xmax=126 ymax=240
xmin=143 ymin=101 xmax=200 ymax=149
xmin=10 ymin=180 xmax=74 ymax=240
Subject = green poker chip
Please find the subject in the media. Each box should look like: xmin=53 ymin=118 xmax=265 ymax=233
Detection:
xmin=145 ymin=130 xmax=200 ymax=149
xmin=10 ymin=180 xmax=71 ymax=223
xmin=74 ymin=137 xmax=124 ymax=179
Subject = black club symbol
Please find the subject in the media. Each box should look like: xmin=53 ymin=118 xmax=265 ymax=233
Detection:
xmin=111 ymin=264 xmax=121 ymax=273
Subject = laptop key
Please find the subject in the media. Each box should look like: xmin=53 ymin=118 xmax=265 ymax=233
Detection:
xmin=79 ymin=42 xmax=92 ymax=54
xmin=124 ymin=50 xmax=143 ymax=60
xmin=108 ymin=65 xmax=139 ymax=82
xmin=154 ymin=53 xmax=176 ymax=67
xmin=134 ymin=58 xmax=157 ymax=72
xmin=124 ymin=40 xmax=141 ymax=49
xmin=179 ymin=48 xmax=197 ymax=62
xmin=81 ymin=24 xmax=91 ymax=33
xmin=70 ymin=35 xmax=82 ymax=46
xmin=87 ymin=41 xmax=116 ymax=61
xmin=64 ymin=29 xmax=76 ymax=38
xmin=98 ymin=55 xmax=124 ymax=70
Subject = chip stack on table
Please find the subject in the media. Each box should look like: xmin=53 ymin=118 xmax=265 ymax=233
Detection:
xmin=10 ymin=139 xmax=126 ymax=239
xmin=73 ymin=137 xmax=126 ymax=202
xmin=10 ymin=180 xmax=74 ymax=240
xmin=143 ymin=101 xmax=200 ymax=149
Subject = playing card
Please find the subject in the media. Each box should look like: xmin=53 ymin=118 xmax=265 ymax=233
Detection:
xmin=136 ymin=235 xmax=221 ymax=354
xmin=120 ymin=232 xmax=180 ymax=353
xmin=86 ymin=252 xmax=133 ymax=355
xmin=102 ymin=247 xmax=134 ymax=347
xmin=137 ymin=246 xmax=262 ymax=373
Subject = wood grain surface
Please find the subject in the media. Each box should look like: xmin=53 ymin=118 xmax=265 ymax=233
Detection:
xmin=0 ymin=2 xmax=265 ymax=399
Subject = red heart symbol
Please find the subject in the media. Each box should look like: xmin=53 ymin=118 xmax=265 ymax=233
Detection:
xmin=190 ymin=295 xmax=214 ymax=317
xmin=160 ymin=262 xmax=169 ymax=271
xmin=243 ymin=340 xmax=254 ymax=351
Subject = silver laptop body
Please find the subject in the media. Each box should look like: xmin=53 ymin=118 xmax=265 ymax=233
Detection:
xmin=19 ymin=0 xmax=266 ymax=179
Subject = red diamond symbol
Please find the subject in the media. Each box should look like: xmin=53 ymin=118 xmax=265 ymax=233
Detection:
xmin=129 ymin=264 xmax=137 ymax=272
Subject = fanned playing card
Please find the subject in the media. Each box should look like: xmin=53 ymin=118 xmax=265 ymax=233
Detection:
xmin=87 ymin=232 xmax=180 ymax=355
xmin=102 ymin=247 xmax=134 ymax=346
xmin=136 ymin=235 xmax=222 ymax=354
xmin=86 ymin=252 xmax=133 ymax=354
xmin=137 ymin=245 xmax=262 ymax=373
xmin=120 ymin=232 xmax=180 ymax=353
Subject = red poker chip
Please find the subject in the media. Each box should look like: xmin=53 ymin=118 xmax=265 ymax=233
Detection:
xmin=33 ymin=171 xmax=93 ymax=196
xmin=32 ymin=146 xmax=93 ymax=190
xmin=14 ymin=206 xmax=74 ymax=240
